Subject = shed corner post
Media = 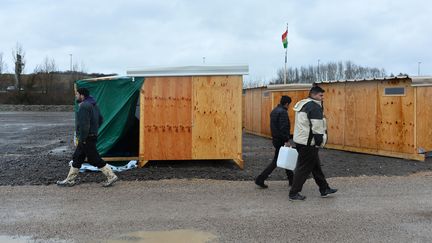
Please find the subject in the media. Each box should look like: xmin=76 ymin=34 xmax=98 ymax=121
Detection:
xmin=138 ymin=81 xmax=146 ymax=168
xmin=138 ymin=160 xmax=149 ymax=168
xmin=233 ymin=157 xmax=244 ymax=169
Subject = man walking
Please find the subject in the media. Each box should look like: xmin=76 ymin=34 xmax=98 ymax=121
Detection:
xmin=57 ymin=87 xmax=118 ymax=187
xmin=289 ymin=86 xmax=337 ymax=201
xmin=255 ymin=95 xmax=294 ymax=189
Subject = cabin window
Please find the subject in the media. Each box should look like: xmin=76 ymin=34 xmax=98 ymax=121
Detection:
xmin=384 ymin=87 xmax=405 ymax=96
xmin=263 ymin=91 xmax=270 ymax=97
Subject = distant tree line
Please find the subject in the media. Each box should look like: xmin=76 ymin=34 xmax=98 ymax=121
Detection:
xmin=0 ymin=42 xmax=116 ymax=104
xmin=272 ymin=60 xmax=387 ymax=84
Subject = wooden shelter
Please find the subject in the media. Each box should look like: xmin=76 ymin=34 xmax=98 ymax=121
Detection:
xmin=317 ymin=76 xmax=432 ymax=161
xmin=127 ymin=65 xmax=248 ymax=168
xmin=243 ymin=84 xmax=311 ymax=138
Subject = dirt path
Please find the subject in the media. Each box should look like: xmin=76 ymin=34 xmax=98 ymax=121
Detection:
xmin=1 ymin=175 xmax=432 ymax=242
xmin=1 ymin=111 xmax=432 ymax=186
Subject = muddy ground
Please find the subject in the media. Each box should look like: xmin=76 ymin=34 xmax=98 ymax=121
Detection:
xmin=2 ymin=176 xmax=432 ymax=242
xmin=1 ymin=106 xmax=432 ymax=186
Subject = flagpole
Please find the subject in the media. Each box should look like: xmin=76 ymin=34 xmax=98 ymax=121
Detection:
xmin=284 ymin=23 xmax=288 ymax=84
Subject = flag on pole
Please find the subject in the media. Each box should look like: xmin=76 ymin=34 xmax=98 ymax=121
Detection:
xmin=282 ymin=30 xmax=288 ymax=48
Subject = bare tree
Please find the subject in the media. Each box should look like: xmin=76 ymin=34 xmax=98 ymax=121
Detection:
xmin=34 ymin=56 xmax=57 ymax=73
xmin=243 ymin=78 xmax=267 ymax=88
xmin=34 ymin=56 xmax=58 ymax=93
xmin=11 ymin=42 xmax=26 ymax=90
xmin=273 ymin=60 xmax=387 ymax=84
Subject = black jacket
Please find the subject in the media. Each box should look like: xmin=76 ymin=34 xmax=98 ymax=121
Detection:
xmin=270 ymin=104 xmax=291 ymax=142
xmin=76 ymin=96 xmax=103 ymax=142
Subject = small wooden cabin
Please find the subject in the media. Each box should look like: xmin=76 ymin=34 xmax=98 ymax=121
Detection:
xmin=127 ymin=65 xmax=248 ymax=168
xmin=243 ymin=84 xmax=312 ymax=137
xmin=317 ymin=76 xmax=432 ymax=161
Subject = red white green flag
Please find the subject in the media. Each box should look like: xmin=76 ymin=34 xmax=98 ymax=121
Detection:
xmin=282 ymin=30 xmax=288 ymax=48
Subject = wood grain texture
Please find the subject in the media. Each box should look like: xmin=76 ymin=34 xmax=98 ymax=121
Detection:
xmin=321 ymin=83 xmax=345 ymax=146
xmin=260 ymin=95 xmax=271 ymax=137
xmin=192 ymin=76 xmax=242 ymax=161
xmin=415 ymin=86 xmax=432 ymax=151
xmin=140 ymin=77 xmax=193 ymax=161
xmin=343 ymin=82 xmax=378 ymax=149
xmin=377 ymin=79 xmax=415 ymax=154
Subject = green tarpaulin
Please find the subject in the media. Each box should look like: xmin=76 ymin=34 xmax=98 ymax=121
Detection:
xmin=75 ymin=77 xmax=144 ymax=156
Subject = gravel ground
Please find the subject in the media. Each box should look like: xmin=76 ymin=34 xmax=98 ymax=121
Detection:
xmin=0 ymin=104 xmax=73 ymax=112
xmin=0 ymin=175 xmax=432 ymax=242
xmin=0 ymin=110 xmax=432 ymax=186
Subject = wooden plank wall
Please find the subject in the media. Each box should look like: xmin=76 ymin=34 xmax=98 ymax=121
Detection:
xmin=251 ymin=88 xmax=262 ymax=134
xmin=192 ymin=75 xmax=242 ymax=160
xmin=321 ymin=83 xmax=345 ymax=146
xmin=242 ymin=95 xmax=245 ymax=128
xmin=243 ymin=87 xmax=264 ymax=135
xmin=344 ymin=82 xmax=378 ymax=149
xmin=260 ymin=92 xmax=272 ymax=137
xmin=140 ymin=77 xmax=192 ymax=160
xmin=377 ymin=79 xmax=415 ymax=154
xmin=416 ymin=86 xmax=432 ymax=151
xmin=321 ymin=78 xmax=422 ymax=160
xmin=243 ymin=89 xmax=253 ymax=133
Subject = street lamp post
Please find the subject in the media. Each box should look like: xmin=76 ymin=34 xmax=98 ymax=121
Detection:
xmin=418 ymin=61 xmax=421 ymax=76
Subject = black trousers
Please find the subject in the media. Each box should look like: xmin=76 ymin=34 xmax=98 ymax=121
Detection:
xmin=289 ymin=144 xmax=329 ymax=196
xmin=72 ymin=136 xmax=106 ymax=169
xmin=257 ymin=139 xmax=294 ymax=184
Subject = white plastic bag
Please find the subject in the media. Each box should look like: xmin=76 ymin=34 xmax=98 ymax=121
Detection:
xmin=276 ymin=146 xmax=298 ymax=170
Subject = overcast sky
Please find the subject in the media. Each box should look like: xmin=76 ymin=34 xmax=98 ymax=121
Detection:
xmin=0 ymin=0 xmax=430 ymax=83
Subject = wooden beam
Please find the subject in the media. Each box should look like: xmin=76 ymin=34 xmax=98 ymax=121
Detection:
xmin=325 ymin=144 xmax=425 ymax=161
xmin=139 ymin=86 xmax=146 ymax=168
xmin=233 ymin=157 xmax=244 ymax=169
xmin=102 ymin=157 xmax=139 ymax=162
xmin=243 ymin=130 xmax=272 ymax=139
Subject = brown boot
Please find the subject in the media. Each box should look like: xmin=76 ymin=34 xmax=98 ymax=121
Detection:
xmin=56 ymin=167 xmax=79 ymax=187
xmin=100 ymin=165 xmax=118 ymax=187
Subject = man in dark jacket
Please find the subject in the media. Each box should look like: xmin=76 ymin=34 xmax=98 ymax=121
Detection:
xmin=57 ymin=87 xmax=118 ymax=187
xmin=255 ymin=95 xmax=294 ymax=188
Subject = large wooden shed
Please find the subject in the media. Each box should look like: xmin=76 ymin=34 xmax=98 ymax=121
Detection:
xmin=317 ymin=76 xmax=432 ymax=161
xmin=127 ymin=65 xmax=248 ymax=168
xmin=243 ymin=83 xmax=311 ymax=138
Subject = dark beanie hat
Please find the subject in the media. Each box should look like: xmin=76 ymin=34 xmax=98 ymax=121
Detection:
xmin=77 ymin=87 xmax=90 ymax=97
xmin=280 ymin=95 xmax=292 ymax=105
xmin=310 ymin=85 xmax=325 ymax=94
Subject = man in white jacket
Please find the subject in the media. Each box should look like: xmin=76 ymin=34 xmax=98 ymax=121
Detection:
xmin=288 ymin=86 xmax=337 ymax=201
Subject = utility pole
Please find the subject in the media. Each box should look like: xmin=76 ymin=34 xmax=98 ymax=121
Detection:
xmin=69 ymin=54 xmax=73 ymax=72
xmin=317 ymin=59 xmax=320 ymax=81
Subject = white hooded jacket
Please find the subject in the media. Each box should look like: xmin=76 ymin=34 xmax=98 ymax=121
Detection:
xmin=293 ymin=98 xmax=327 ymax=147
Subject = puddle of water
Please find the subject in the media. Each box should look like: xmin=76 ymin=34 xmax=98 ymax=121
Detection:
xmin=49 ymin=145 xmax=69 ymax=154
xmin=106 ymin=229 xmax=217 ymax=243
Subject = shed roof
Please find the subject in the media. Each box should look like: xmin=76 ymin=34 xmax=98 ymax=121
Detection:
xmin=315 ymin=75 xmax=409 ymax=84
xmin=243 ymin=86 xmax=267 ymax=91
xmin=411 ymin=76 xmax=432 ymax=87
xmin=267 ymin=83 xmax=312 ymax=91
xmin=126 ymin=65 xmax=249 ymax=77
